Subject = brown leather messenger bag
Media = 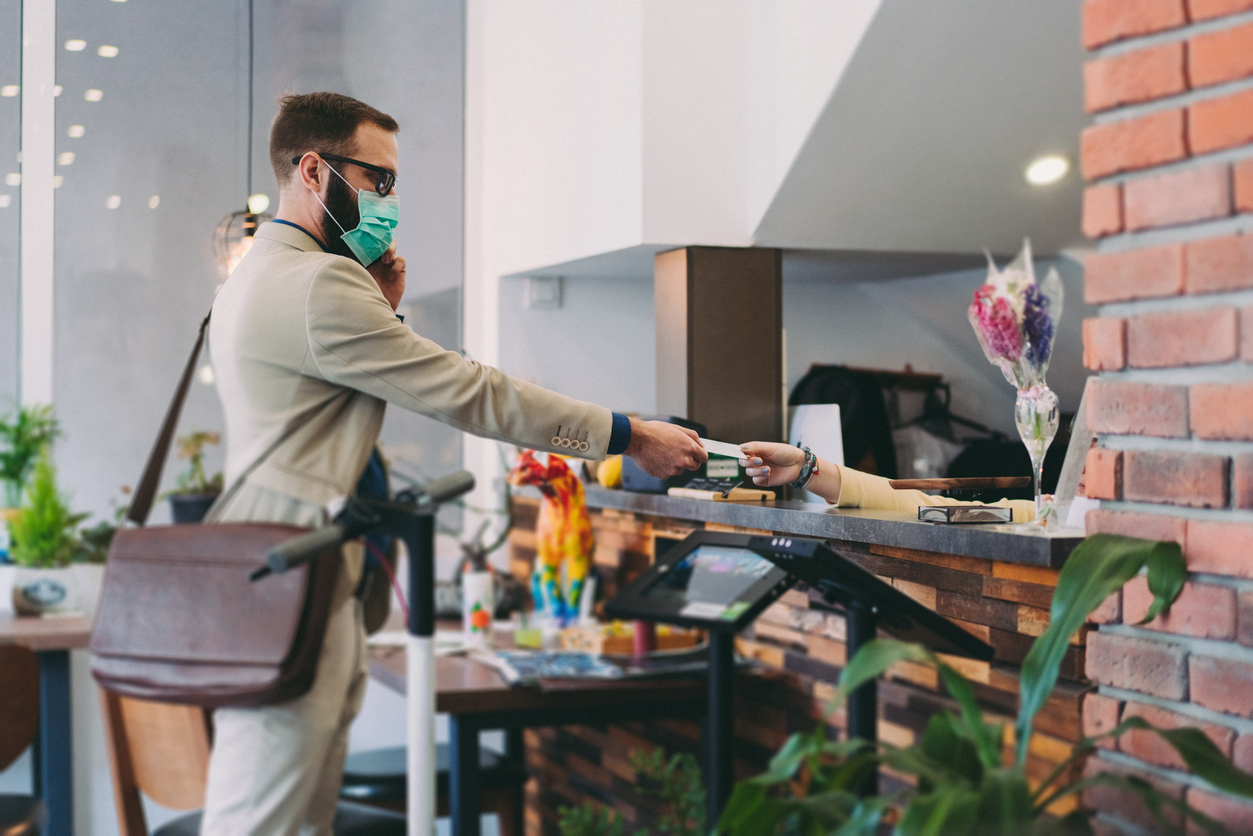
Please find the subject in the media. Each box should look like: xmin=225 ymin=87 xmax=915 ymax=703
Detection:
xmin=90 ymin=314 xmax=341 ymax=707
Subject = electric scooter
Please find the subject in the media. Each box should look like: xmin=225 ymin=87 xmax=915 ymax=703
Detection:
xmin=252 ymin=470 xmax=476 ymax=836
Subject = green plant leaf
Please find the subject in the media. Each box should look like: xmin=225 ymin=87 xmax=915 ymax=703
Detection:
xmin=897 ymin=785 xmax=979 ymax=836
xmin=920 ymin=712 xmax=983 ymax=786
xmin=1015 ymin=535 xmax=1184 ymax=767
xmin=1055 ymin=773 xmax=1228 ymax=836
xmin=1111 ymin=717 xmax=1253 ymax=799
xmin=974 ymin=768 xmax=1033 ymax=832
xmin=836 ymin=638 xmax=1000 ymax=770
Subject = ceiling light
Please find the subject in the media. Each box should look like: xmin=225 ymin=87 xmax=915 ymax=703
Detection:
xmin=0 ymin=196 xmax=10 ymax=208
xmin=1025 ymin=155 xmax=1069 ymax=186
xmin=53 ymin=85 xmax=62 ymax=97
xmin=148 ymin=195 xmax=160 ymax=209
xmin=67 ymin=125 xmax=84 ymax=138
xmin=57 ymin=152 xmax=74 ymax=166
xmin=97 ymin=45 xmax=118 ymax=58
xmin=84 ymin=89 xmax=103 ymax=102
xmin=4 ymin=173 xmax=19 ymax=187
xmin=0 ymin=86 xmax=17 ymax=97
xmin=64 ymin=40 xmax=86 ymax=52
xmin=52 ymin=176 xmax=63 ymax=189
xmin=106 ymin=195 xmax=120 ymax=209
xmin=247 ymin=193 xmax=270 ymax=213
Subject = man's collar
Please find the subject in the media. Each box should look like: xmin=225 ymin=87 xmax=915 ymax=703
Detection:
xmin=257 ymin=219 xmax=328 ymax=253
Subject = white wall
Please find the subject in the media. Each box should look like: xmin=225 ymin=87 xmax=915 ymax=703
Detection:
xmin=497 ymin=276 xmax=656 ymax=416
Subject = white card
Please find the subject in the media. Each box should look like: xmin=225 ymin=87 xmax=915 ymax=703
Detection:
xmin=700 ymin=438 xmax=745 ymax=459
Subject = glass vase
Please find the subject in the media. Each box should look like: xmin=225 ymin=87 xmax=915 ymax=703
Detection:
xmin=1014 ymin=384 xmax=1059 ymax=523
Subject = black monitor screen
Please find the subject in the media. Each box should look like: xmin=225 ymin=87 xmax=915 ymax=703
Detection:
xmin=643 ymin=545 xmax=778 ymax=620
xmin=606 ymin=532 xmax=795 ymax=631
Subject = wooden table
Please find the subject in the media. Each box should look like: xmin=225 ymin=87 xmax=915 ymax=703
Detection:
xmin=369 ymin=645 xmax=711 ymax=836
xmin=0 ymin=614 xmax=91 ymax=836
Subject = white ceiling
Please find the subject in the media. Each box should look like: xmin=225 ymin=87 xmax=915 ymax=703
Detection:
xmin=753 ymin=0 xmax=1086 ymax=257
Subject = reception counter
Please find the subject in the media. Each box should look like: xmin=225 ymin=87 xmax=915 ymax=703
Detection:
xmin=507 ymin=487 xmax=1095 ymax=835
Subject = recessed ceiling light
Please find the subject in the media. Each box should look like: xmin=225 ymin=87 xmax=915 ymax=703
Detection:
xmin=1025 ymin=155 xmax=1069 ymax=186
xmin=53 ymin=85 xmax=62 ymax=97
xmin=106 ymin=195 xmax=121 ymax=209
xmin=148 ymin=195 xmax=160 ymax=209
xmin=247 ymin=193 xmax=270 ymax=213
xmin=4 ymin=173 xmax=19 ymax=187
xmin=0 ymin=86 xmax=17 ymax=97
xmin=84 ymin=89 xmax=103 ymax=102
xmin=97 ymin=45 xmax=118 ymax=58
xmin=0 ymin=196 xmax=10 ymax=208
xmin=67 ymin=125 xmax=85 ymax=138
xmin=52 ymin=175 xmax=63 ymax=189
xmin=64 ymin=40 xmax=87 ymax=52
xmin=58 ymin=152 xmax=75 ymax=166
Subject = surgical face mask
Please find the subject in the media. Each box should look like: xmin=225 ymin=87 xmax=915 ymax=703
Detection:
xmin=311 ymin=161 xmax=399 ymax=266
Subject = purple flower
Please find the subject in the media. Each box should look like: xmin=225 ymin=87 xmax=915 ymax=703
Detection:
xmin=1022 ymin=284 xmax=1054 ymax=367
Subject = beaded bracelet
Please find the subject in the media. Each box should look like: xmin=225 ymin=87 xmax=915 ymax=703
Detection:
xmin=789 ymin=446 xmax=817 ymax=489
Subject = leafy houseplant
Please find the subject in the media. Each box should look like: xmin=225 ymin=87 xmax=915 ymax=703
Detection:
xmin=559 ymin=748 xmax=706 ymax=836
xmin=0 ymin=403 xmax=61 ymax=508
xmin=716 ymin=534 xmax=1253 ymax=835
xmin=167 ymin=430 xmax=224 ymax=523
xmin=9 ymin=448 xmax=88 ymax=614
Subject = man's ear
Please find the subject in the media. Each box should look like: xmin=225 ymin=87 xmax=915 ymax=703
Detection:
xmin=295 ymin=153 xmax=324 ymax=192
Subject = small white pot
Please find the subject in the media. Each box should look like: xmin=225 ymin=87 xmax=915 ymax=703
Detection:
xmin=11 ymin=566 xmax=80 ymax=616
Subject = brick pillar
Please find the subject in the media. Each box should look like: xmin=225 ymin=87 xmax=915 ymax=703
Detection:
xmin=1080 ymin=0 xmax=1253 ymax=831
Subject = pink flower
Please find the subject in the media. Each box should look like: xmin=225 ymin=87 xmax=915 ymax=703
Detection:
xmin=972 ymin=287 xmax=1022 ymax=362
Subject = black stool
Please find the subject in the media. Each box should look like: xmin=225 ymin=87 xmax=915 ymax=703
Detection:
xmin=341 ymin=744 xmax=526 ymax=836
xmin=0 ymin=795 xmax=45 ymax=836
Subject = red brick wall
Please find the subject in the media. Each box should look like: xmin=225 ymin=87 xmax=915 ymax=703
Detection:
xmin=1081 ymin=0 xmax=1253 ymax=831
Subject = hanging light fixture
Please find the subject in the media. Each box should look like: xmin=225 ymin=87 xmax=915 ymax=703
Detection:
xmin=214 ymin=0 xmax=271 ymax=279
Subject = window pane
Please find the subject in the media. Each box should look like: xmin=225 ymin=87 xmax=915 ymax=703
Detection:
xmin=0 ymin=0 xmax=19 ymax=406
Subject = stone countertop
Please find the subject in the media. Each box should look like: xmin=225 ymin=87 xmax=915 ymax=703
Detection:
xmin=580 ymin=486 xmax=1084 ymax=568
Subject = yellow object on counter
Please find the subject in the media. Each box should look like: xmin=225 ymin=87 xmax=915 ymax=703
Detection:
xmin=597 ymin=454 xmax=623 ymax=488
xmin=834 ymin=465 xmax=1036 ymax=523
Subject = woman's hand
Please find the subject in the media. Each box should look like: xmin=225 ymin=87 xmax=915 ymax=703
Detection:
xmin=739 ymin=442 xmax=806 ymax=487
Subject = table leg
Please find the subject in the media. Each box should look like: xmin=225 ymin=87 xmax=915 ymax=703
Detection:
xmin=35 ymin=649 xmax=72 ymax=836
xmin=449 ymin=716 xmax=482 ymax=836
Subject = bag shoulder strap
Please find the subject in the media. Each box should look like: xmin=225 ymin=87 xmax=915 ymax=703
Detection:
xmin=127 ymin=313 xmax=212 ymax=526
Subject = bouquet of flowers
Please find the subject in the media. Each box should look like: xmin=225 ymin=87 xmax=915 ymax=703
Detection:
xmin=968 ymin=240 xmax=1064 ymax=519
xmin=967 ymin=239 xmax=1063 ymax=391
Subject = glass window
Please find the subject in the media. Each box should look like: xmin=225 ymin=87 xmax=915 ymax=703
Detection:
xmin=0 ymin=0 xmax=19 ymax=407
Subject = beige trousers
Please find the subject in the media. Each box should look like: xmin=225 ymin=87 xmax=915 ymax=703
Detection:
xmin=200 ymin=563 xmax=368 ymax=836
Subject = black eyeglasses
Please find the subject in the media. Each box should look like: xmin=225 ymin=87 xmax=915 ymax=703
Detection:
xmin=292 ymin=152 xmax=396 ymax=196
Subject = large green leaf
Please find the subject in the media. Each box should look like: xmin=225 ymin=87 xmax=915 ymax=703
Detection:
xmin=1116 ymin=717 xmax=1253 ymax=798
xmin=1054 ymin=773 xmax=1227 ymax=836
xmin=836 ymin=638 xmax=1001 ymax=770
xmin=1015 ymin=535 xmax=1185 ymax=766
xmin=920 ymin=712 xmax=983 ymax=786
xmin=897 ymin=785 xmax=979 ymax=836
xmin=973 ymin=768 xmax=1033 ymax=833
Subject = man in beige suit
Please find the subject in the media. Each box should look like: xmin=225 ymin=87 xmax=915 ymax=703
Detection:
xmin=201 ymin=92 xmax=705 ymax=834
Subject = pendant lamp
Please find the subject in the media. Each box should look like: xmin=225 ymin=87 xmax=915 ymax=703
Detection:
xmin=214 ymin=0 xmax=270 ymax=279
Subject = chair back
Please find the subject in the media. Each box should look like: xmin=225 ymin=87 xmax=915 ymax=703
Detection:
xmin=0 ymin=646 xmax=39 ymax=772
xmin=98 ymin=689 xmax=212 ymax=836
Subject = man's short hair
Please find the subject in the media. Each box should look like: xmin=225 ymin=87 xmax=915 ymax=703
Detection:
xmin=270 ymin=92 xmax=399 ymax=189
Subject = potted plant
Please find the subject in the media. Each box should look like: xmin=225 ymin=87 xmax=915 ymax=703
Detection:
xmin=9 ymin=448 xmax=87 ymax=615
xmin=714 ymin=534 xmax=1253 ymax=835
xmin=166 ymin=430 xmax=224 ymax=523
xmin=0 ymin=404 xmax=60 ymax=562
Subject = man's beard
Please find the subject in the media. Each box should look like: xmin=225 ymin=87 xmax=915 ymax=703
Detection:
xmin=320 ymin=173 xmax=362 ymax=264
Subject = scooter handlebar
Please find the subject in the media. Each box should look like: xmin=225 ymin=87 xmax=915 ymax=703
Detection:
xmin=265 ymin=524 xmax=348 ymax=575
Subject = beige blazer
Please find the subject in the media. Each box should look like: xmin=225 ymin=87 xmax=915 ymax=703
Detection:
xmin=206 ymin=221 xmax=611 ymax=528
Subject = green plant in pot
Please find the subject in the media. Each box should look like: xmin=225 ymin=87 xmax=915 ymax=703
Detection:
xmin=166 ymin=431 xmax=223 ymax=524
xmin=9 ymin=448 xmax=88 ymax=615
xmin=715 ymin=534 xmax=1253 ymax=835
xmin=0 ymin=404 xmax=60 ymax=562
